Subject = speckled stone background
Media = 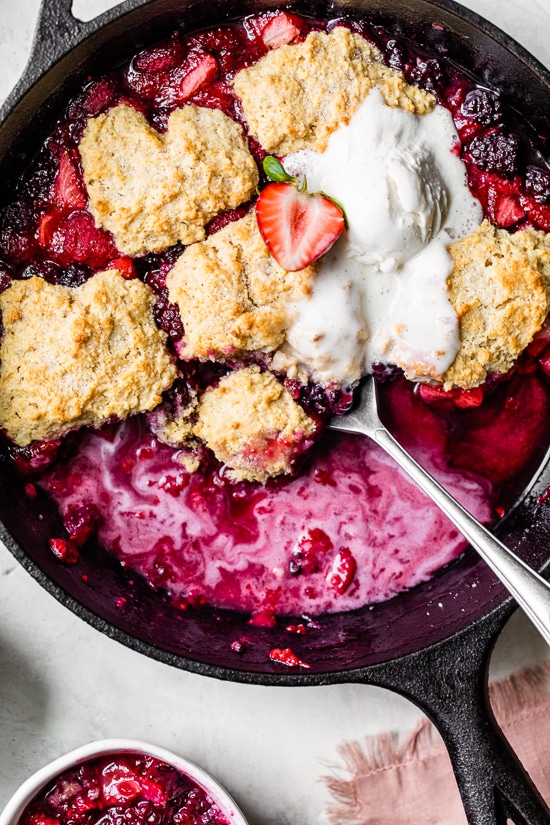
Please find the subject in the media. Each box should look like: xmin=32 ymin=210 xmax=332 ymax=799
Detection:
xmin=0 ymin=2 xmax=549 ymax=824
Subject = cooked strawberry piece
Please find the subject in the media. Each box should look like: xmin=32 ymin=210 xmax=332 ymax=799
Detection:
xmin=53 ymin=153 xmax=86 ymax=210
xmin=162 ymin=51 xmax=218 ymax=106
xmin=108 ymin=255 xmax=137 ymax=279
xmin=133 ymin=39 xmax=186 ymax=73
xmin=256 ymin=182 xmax=345 ymax=271
xmin=417 ymin=383 xmax=484 ymax=409
xmin=69 ymin=77 xmax=117 ymax=119
xmin=492 ymin=193 xmax=525 ymax=227
xmin=289 ymin=527 xmax=333 ymax=575
xmin=452 ymin=387 xmax=485 ymax=409
xmin=64 ymin=503 xmax=100 ymax=546
xmin=269 ymin=647 xmax=310 ymax=668
xmin=38 ymin=213 xmax=57 ymax=248
xmin=49 ymin=538 xmax=80 ymax=564
xmin=327 ymin=547 xmax=356 ymax=594
xmin=248 ymin=605 xmax=277 ymax=626
xmin=260 ymin=12 xmax=302 ymax=48
xmin=101 ymin=763 xmax=142 ymax=805
xmin=127 ymin=49 xmax=218 ymax=106
xmin=46 ymin=210 xmax=117 ymax=268
xmin=521 ymin=194 xmax=550 ymax=232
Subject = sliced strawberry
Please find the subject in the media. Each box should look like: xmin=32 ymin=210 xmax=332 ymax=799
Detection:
xmin=53 ymin=153 xmax=86 ymax=210
xmin=451 ymin=386 xmax=485 ymax=409
xmin=327 ymin=547 xmax=356 ymax=594
xmin=417 ymin=383 xmax=484 ymax=409
xmin=177 ymin=53 xmax=218 ymax=100
xmin=108 ymin=255 xmax=138 ymax=279
xmin=38 ymin=212 xmax=57 ymax=248
xmin=260 ymin=12 xmax=302 ymax=48
xmin=49 ymin=538 xmax=80 ymax=565
xmin=269 ymin=647 xmax=311 ymax=668
xmin=256 ymin=182 xmax=345 ymax=271
xmin=133 ymin=39 xmax=186 ymax=74
xmin=491 ymin=193 xmax=524 ymax=228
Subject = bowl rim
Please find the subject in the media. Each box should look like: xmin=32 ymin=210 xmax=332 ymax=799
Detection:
xmin=0 ymin=738 xmax=249 ymax=825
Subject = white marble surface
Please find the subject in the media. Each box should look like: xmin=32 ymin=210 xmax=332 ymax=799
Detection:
xmin=0 ymin=2 xmax=549 ymax=823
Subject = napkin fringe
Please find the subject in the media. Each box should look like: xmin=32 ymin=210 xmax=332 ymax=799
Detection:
xmin=324 ymin=662 xmax=550 ymax=825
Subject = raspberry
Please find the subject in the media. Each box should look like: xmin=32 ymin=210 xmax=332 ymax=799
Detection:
xmin=46 ymin=210 xmax=117 ymax=268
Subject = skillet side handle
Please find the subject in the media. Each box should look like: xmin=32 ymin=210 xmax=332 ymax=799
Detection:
xmin=363 ymin=611 xmax=550 ymax=825
xmin=25 ymin=0 xmax=90 ymax=85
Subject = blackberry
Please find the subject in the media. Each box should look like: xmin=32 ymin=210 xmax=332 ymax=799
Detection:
xmin=408 ymin=57 xmax=446 ymax=94
xmin=57 ymin=263 xmax=94 ymax=287
xmin=467 ymin=130 xmax=520 ymax=177
xmin=460 ymin=89 xmax=503 ymax=126
xmin=385 ymin=38 xmax=409 ymax=72
xmin=525 ymin=165 xmax=550 ymax=204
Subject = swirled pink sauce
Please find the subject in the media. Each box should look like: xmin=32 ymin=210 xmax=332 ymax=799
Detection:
xmin=39 ymin=378 xmax=502 ymax=616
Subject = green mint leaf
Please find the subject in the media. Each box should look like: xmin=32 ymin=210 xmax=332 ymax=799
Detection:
xmin=263 ymin=156 xmax=295 ymax=183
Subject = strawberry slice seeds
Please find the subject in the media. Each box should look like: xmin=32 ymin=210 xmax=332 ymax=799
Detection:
xmin=256 ymin=156 xmax=346 ymax=271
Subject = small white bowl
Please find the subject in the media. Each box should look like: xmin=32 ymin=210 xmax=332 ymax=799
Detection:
xmin=0 ymin=739 xmax=249 ymax=825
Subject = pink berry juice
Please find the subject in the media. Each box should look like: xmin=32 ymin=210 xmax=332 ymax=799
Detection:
xmin=3 ymin=11 xmax=550 ymax=618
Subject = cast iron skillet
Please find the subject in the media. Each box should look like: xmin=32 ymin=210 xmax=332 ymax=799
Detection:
xmin=2 ymin=1 xmax=550 ymax=823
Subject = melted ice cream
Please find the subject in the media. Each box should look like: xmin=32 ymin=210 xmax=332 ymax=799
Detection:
xmin=282 ymin=89 xmax=483 ymax=386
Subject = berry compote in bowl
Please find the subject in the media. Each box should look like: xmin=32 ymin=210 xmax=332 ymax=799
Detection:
xmin=0 ymin=740 xmax=248 ymax=825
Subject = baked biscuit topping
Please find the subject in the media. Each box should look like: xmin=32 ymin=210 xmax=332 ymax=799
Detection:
xmin=79 ymin=104 xmax=259 ymax=257
xmin=232 ymin=27 xmax=435 ymax=155
xmin=193 ymin=366 xmax=316 ymax=482
xmin=0 ymin=271 xmax=177 ymax=446
xmin=443 ymin=221 xmax=550 ymax=389
xmin=166 ymin=211 xmax=315 ymax=359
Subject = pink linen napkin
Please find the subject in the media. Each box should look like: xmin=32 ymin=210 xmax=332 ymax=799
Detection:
xmin=324 ymin=663 xmax=550 ymax=825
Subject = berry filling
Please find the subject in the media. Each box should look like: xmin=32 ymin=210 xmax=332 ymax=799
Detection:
xmin=19 ymin=753 xmax=230 ymax=825
xmin=1 ymin=10 xmax=550 ymax=620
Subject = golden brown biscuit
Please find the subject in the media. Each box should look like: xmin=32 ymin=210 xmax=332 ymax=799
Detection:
xmin=0 ymin=271 xmax=177 ymax=446
xmin=232 ymin=27 xmax=435 ymax=155
xmin=166 ymin=212 xmax=315 ymax=359
xmin=79 ymin=104 xmax=259 ymax=256
xmin=193 ymin=366 xmax=316 ymax=482
xmin=443 ymin=221 xmax=550 ymax=389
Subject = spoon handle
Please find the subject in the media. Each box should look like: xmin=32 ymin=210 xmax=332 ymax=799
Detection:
xmin=375 ymin=426 xmax=550 ymax=648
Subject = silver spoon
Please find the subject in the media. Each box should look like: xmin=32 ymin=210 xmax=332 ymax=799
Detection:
xmin=329 ymin=374 xmax=550 ymax=645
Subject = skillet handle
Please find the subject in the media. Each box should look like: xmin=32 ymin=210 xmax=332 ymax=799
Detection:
xmin=362 ymin=611 xmax=550 ymax=825
xmin=25 ymin=0 xmax=91 ymax=83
